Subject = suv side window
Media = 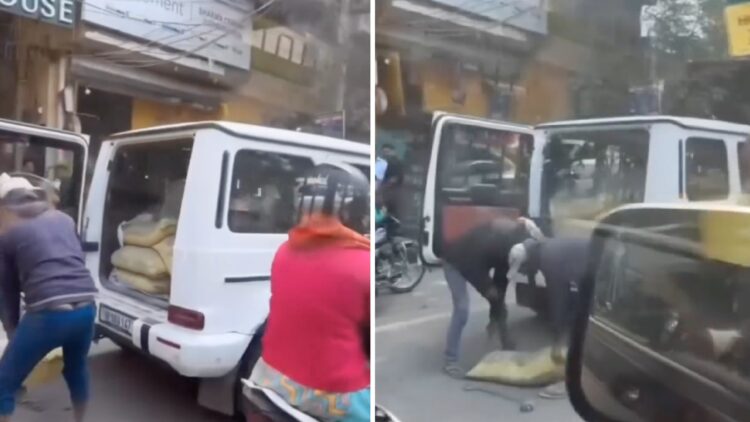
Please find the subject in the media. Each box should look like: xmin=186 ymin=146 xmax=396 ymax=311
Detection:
xmin=739 ymin=142 xmax=750 ymax=194
xmin=685 ymin=138 xmax=729 ymax=201
xmin=228 ymin=150 xmax=314 ymax=233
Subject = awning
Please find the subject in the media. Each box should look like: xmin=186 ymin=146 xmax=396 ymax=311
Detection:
xmin=71 ymin=57 xmax=224 ymax=110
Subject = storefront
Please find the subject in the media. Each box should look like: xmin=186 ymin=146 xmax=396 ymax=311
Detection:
xmin=0 ymin=2 xmax=77 ymax=128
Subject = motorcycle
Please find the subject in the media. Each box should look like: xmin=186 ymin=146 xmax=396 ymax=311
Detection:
xmin=241 ymin=379 xmax=401 ymax=422
xmin=375 ymin=214 xmax=426 ymax=294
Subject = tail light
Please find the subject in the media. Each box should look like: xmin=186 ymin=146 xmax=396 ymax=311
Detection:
xmin=168 ymin=305 xmax=205 ymax=330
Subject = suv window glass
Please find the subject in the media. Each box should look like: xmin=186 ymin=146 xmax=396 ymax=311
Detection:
xmin=542 ymin=129 xmax=649 ymax=220
xmin=594 ymin=215 xmax=750 ymax=398
xmin=685 ymin=138 xmax=728 ymax=201
xmin=437 ymin=124 xmax=533 ymax=195
xmin=0 ymin=131 xmax=85 ymax=223
xmin=738 ymin=142 xmax=750 ymax=194
xmin=228 ymin=150 xmax=314 ymax=233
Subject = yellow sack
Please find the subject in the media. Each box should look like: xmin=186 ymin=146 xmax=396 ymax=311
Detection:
xmin=26 ymin=350 xmax=64 ymax=388
xmin=466 ymin=347 xmax=565 ymax=387
xmin=123 ymin=218 xmax=177 ymax=247
xmin=111 ymin=246 xmax=169 ymax=279
xmin=113 ymin=268 xmax=170 ymax=295
xmin=152 ymin=236 xmax=175 ymax=274
xmin=0 ymin=340 xmax=62 ymax=389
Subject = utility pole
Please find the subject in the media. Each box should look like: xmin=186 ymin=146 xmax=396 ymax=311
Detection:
xmin=337 ymin=0 xmax=351 ymax=136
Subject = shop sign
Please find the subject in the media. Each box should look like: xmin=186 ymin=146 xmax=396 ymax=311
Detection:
xmin=0 ymin=0 xmax=76 ymax=28
xmin=82 ymin=0 xmax=252 ymax=70
xmin=726 ymin=2 xmax=750 ymax=57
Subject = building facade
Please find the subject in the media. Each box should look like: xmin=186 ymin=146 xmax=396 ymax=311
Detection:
xmin=1 ymin=0 xmax=369 ymax=161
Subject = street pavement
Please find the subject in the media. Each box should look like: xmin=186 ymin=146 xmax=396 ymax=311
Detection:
xmin=375 ymin=269 xmax=584 ymax=422
xmin=15 ymin=341 xmax=232 ymax=422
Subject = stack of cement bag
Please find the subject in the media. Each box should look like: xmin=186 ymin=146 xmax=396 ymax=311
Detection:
xmin=111 ymin=214 xmax=176 ymax=295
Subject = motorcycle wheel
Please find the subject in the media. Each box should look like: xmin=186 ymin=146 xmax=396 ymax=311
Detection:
xmin=387 ymin=238 xmax=426 ymax=294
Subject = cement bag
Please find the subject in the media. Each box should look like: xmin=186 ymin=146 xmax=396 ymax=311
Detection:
xmin=111 ymin=246 xmax=169 ymax=279
xmin=0 ymin=339 xmax=62 ymax=389
xmin=118 ymin=213 xmax=155 ymax=247
xmin=113 ymin=269 xmax=170 ymax=295
xmin=466 ymin=347 xmax=565 ymax=387
xmin=152 ymin=236 xmax=175 ymax=274
xmin=123 ymin=218 xmax=177 ymax=247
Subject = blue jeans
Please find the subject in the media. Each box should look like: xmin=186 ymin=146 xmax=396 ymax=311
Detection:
xmin=444 ymin=264 xmax=469 ymax=363
xmin=0 ymin=304 xmax=95 ymax=415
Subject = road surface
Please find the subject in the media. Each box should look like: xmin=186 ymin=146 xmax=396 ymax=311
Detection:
xmin=15 ymin=341 xmax=232 ymax=422
xmin=375 ymin=269 xmax=583 ymax=422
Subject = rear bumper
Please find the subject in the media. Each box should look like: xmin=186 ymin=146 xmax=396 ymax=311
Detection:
xmin=96 ymin=320 xmax=251 ymax=378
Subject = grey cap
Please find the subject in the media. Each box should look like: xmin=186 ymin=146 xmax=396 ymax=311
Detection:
xmin=0 ymin=188 xmax=50 ymax=218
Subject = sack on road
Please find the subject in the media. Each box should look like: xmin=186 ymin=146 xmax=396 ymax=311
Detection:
xmin=0 ymin=338 xmax=62 ymax=389
xmin=466 ymin=347 xmax=565 ymax=387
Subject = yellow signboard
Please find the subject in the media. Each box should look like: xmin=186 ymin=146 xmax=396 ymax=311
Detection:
xmin=726 ymin=3 xmax=750 ymax=57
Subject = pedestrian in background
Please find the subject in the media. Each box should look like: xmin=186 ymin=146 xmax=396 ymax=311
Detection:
xmin=0 ymin=176 xmax=98 ymax=422
xmin=380 ymin=144 xmax=404 ymax=219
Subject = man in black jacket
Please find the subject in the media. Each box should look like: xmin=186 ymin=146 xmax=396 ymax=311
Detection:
xmin=441 ymin=217 xmax=544 ymax=376
xmin=508 ymin=236 xmax=589 ymax=359
xmin=380 ymin=144 xmax=404 ymax=219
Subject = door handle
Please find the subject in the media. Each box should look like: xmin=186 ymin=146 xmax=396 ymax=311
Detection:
xmin=81 ymin=241 xmax=99 ymax=253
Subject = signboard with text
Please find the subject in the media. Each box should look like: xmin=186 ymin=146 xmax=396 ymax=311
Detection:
xmin=726 ymin=3 xmax=750 ymax=57
xmin=82 ymin=0 xmax=252 ymax=69
xmin=0 ymin=0 xmax=76 ymax=28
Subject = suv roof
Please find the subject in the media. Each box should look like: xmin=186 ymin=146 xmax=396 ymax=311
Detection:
xmin=538 ymin=115 xmax=750 ymax=136
xmin=109 ymin=121 xmax=370 ymax=156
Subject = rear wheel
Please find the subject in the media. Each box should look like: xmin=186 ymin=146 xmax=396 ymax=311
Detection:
xmin=388 ymin=238 xmax=426 ymax=293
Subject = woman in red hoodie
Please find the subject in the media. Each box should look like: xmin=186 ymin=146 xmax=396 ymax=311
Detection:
xmin=250 ymin=163 xmax=370 ymax=422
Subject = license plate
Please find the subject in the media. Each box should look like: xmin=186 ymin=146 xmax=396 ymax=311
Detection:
xmin=99 ymin=305 xmax=135 ymax=336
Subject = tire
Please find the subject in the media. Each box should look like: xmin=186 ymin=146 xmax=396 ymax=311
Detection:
xmin=388 ymin=238 xmax=426 ymax=294
xmin=234 ymin=321 xmax=266 ymax=419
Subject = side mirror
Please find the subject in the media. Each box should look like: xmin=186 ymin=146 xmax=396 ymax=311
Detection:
xmin=567 ymin=205 xmax=750 ymax=422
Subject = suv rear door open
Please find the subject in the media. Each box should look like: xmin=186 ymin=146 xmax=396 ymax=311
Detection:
xmin=0 ymin=119 xmax=88 ymax=231
xmin=421 ymin=113 xmax=535 ymax=264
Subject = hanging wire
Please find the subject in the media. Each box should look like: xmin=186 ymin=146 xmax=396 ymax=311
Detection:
xmin=73 ymin=0 xmax=277 ymax=68
xmin=424 ymin=4 xmax=540 ymax=38
xmin=398 ymin=0 xmax=529 ymax=28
